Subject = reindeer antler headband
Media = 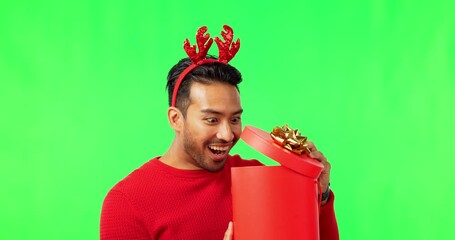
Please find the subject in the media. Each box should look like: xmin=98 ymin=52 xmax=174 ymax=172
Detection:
xmin=171 ymin=25 xmax=240 ymax=107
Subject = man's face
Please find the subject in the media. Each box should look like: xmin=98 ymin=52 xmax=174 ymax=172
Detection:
xmin=181 ymin=81 xmax=243 ymax=172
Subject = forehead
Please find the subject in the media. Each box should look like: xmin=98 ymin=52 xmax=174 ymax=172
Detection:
xmin=188 ymin=81 xmax=241 ymax=113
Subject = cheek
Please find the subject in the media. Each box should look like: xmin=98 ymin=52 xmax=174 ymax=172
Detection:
xmin=233 ymin=125 xmax=243 ymax=138
xmin=193 ymin=124 xmax=218 ymax=141
xmin=191 ymin=121 xmax=210 ymax=134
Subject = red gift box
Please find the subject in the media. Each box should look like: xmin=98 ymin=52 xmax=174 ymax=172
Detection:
xmin=232 ymin=126 xmax=324 ymax=240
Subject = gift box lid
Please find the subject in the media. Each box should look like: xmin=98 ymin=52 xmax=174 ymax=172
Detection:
xmin=240 ymin=125 xmax=323 ymax=179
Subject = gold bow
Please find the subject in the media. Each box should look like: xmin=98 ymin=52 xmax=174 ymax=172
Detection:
xmin=270 ymin=124 xmax=311 ymax=155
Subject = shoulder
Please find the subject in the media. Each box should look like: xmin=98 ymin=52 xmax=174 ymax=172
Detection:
xmin=108 ymin=157 xmax=162 ymax=196
xmin=228 ymin=154 xmax=263 ymax=167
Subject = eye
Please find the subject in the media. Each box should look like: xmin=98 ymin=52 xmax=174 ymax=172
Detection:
xmin=205 ymin=117 xmax=218 ymax=124
xmin=231 ymin=117 xmax=241 ymax=123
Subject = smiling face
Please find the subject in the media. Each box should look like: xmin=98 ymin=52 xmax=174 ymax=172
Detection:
xmin=180 ymin=81 xmax=243 ymax=172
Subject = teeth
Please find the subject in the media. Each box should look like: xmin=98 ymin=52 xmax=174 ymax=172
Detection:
xmin=208 ymin=146 xmax=229 ymax=151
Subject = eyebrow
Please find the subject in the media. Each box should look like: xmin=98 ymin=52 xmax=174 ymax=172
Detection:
xmin=200 ymin=108 xmax=243 ymax=115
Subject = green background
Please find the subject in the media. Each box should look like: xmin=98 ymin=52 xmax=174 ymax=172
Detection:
xmin=1 ymin=0 xmax=454 ymax=239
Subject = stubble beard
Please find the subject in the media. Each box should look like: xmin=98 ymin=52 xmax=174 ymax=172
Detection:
xmin=182 ymin=127 xmax=226 ymax=173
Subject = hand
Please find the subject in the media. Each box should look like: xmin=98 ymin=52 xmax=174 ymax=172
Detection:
xmin=307 ymin=141 xmax=331 ymax=204
xmin=223 ymin=221 xmax=233 ymax=240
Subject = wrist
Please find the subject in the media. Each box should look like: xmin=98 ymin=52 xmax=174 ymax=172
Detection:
xmin=321 ymin=184 xmax=330 ymax=202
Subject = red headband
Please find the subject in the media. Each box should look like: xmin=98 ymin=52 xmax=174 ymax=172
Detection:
xmin=171 ymin=25 xmax=240 ymax=107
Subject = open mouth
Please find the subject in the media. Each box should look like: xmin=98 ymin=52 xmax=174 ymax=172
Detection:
xmin=208 ymin=145 xmax=230 ymax=155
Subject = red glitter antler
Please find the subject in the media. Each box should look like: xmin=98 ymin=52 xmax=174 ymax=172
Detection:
xmin=215 ymin=25 xmax=240 ymax=63
xmin=183 ymin=26 xmax=214 ymax=64
xmin=172 ymin=25 xmax=241 ymax=107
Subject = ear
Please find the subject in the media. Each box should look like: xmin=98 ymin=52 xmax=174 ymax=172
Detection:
xmin=167 ymin=107 xmax=184 ymax=132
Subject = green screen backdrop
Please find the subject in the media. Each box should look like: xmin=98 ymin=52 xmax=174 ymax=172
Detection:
xmin=1 ymin=0 xmax=454 ymax=239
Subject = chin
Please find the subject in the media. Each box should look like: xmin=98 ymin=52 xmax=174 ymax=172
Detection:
xmin=204 ymin=160 xmax=227 ymax=173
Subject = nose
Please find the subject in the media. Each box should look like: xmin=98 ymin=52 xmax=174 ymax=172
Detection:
xmin=216 ymin=122 xmax=234 ymax=142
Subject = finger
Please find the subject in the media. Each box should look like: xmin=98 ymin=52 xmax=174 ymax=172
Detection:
xmin=320 ymin=161 xmax=331 ymax=173
xmin=306 ymin=141 xmax=317 ymax=153
xmin=309 ymin=150 xmax=327 ymax=163
xmin=223 ymin=221 xmax=233 ymax=240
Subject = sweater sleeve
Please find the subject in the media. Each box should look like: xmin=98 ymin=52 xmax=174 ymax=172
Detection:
xmin=319 ymin=191 xmax=339 ymax=240
xmin=100 ymin=189 xmax=150 ymax=240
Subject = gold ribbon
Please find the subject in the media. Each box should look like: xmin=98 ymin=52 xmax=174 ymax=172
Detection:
xmin=270 ymin=124 xmax=311 ymax=155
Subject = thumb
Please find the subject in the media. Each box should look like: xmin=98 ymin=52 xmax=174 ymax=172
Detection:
xmin=223 ymin=221 xmax=233 ymax=240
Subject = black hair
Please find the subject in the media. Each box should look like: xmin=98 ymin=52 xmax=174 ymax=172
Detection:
xmin=166 ymin=56 xmax=243 ymax=116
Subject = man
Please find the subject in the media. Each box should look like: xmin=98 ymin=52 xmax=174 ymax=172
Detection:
xmin=100 ymin=26 xmax=338 ymax=240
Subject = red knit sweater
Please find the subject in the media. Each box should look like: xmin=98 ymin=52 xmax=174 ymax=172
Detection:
xmin=100 ymin=155 xmax=339 ymax=239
